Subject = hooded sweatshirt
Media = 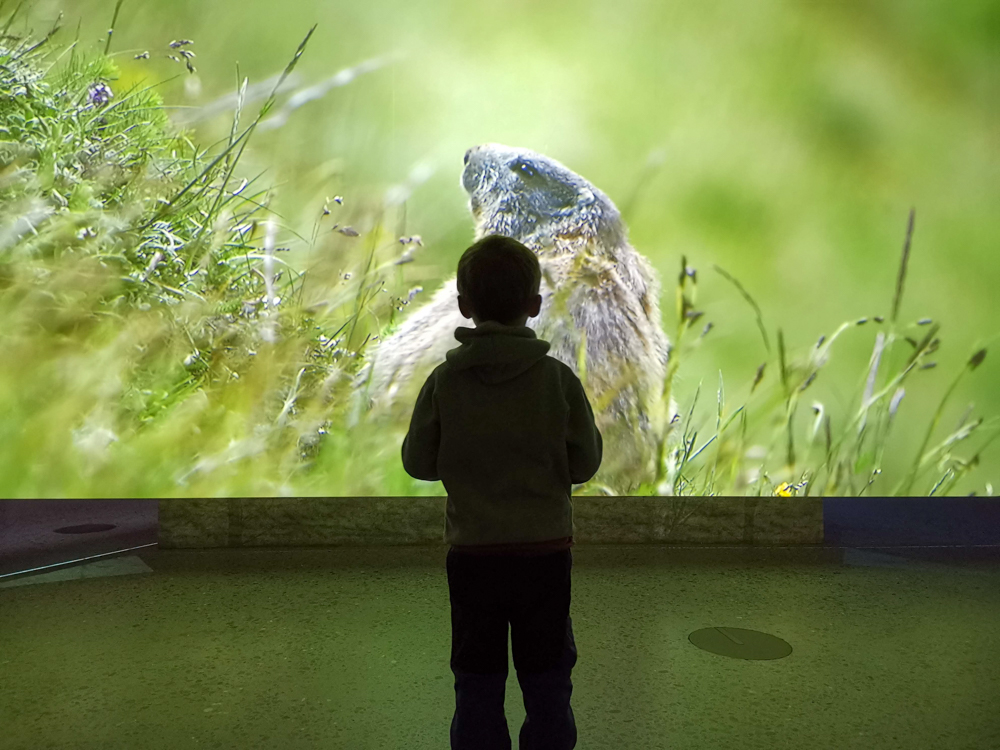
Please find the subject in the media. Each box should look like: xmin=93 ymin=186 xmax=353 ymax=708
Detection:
xmin=401 ymin=320 xmax=603 ymax=556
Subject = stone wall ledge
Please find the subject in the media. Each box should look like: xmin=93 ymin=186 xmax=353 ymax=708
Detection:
xmin=158 ymin=496 xmax=823 ymax=549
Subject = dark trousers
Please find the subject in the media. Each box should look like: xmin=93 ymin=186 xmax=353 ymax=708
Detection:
xmin=446 ymin=547 xmax=577 ymax=750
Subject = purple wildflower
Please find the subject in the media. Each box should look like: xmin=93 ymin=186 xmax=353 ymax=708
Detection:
xmin=88 ymin=82 xmax=113 ymax=108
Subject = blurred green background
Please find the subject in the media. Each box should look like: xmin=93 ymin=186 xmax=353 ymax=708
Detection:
xmin=11 ymin=0 xmax=999 ymax=495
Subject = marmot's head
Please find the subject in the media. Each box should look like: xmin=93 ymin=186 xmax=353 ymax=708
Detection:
xmin=461 ymin=144 xmax=624 ymax=252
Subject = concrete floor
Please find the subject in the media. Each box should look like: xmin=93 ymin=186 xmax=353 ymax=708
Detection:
xmin=1 ymin=501 xmax=999 ymax=749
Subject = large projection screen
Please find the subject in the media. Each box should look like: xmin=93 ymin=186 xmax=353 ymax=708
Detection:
xmin=1 ymin=0 xmax=996 ymax=499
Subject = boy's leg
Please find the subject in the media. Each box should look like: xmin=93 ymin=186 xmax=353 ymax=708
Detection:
xmin=511 ymin=550 xmax=577 ymax=750
xmin=447 ymin=549 xmax=512 ymax=750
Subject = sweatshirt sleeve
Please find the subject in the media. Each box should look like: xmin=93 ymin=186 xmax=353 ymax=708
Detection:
xmin=565 ymin=373 xmax=603 ymax=484
xmin=401 ymin=371 xmax=441 ymax=481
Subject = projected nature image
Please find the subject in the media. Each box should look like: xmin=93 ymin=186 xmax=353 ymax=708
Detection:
xmin=1 ymin=0 xmax=996 ymax=498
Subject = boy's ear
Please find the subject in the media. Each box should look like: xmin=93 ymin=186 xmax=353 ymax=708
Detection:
xmin=528 ymin=293 xmax=542 ymax=318
xmin=457 ymin=295 xmax=473 ymax=320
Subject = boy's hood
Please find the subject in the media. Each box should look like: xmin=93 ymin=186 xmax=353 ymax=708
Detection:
xmin=446 ymin=321 xmax=551 ymax=384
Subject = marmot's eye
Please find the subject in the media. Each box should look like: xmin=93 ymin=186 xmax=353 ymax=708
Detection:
xmin=512 ymin=161 xmax=538 ymax=180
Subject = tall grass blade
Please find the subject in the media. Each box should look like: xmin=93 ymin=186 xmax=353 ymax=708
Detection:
xmin=714 ymin=265 xmax=770 ymax=353
xmin=891 ymin=208 xmax=915 ymax=325
xmin=103 ymin=0 xmax=125 ymax=55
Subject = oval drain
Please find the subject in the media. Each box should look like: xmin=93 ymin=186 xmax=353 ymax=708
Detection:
xmin=689 ymin=627 xmax=792 ymax=660
xmin=53 ymin=523 xmax=117 ymax=535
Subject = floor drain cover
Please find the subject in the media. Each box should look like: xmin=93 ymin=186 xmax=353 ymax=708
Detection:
xmin=53 ymin=523 xmax=117 ymax=535
xmin=689 ymin=627 xmax=792 ymax=660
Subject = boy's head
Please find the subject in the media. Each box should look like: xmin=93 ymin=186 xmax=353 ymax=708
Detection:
xmin=456 ymin=234 xmax=543 ymax=326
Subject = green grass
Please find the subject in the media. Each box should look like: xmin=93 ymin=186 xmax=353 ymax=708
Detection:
xmin=0 ymin=18 xmax=995 ymax=499
xmin=645 ymin=225 xmax=996 ymax=498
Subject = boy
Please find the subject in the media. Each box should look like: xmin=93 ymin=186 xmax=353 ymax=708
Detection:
xmin=401 ymin=234 xmax=603 ymax=750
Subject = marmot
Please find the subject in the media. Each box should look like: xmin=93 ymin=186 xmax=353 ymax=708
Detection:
xmin=354 ymin=143 xmax=672 ymax=492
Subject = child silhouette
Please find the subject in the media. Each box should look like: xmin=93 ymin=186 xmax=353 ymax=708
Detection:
xmin=402 ymin=234 xmax=602 ymax=750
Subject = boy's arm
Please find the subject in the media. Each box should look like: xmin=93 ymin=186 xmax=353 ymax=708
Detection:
xmin=401 ymin=371 xmax=441 ymax=481
xmin=565 ymin=374 xmax=603 ymax=484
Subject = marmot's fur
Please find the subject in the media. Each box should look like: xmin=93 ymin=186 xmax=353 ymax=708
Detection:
xmin=354 ymin=143 xmax=672 ymax=492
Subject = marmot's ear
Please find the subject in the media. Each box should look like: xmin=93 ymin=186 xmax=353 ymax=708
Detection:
xmin=576 ymin=187 xmax=596 ymax=207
